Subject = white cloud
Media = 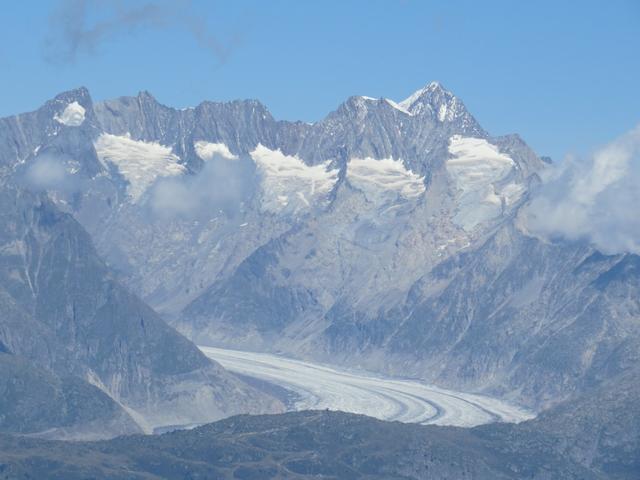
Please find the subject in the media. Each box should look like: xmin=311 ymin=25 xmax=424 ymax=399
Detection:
xmin=23 ymin=154 xmax=80 ymax=192
xmin=54 ymin=101 xmax=86 ymax=126
xmin=148 ymin=152 xmax=255 ymax=219
xmin=194 ymin=141 xmax=238 ymax=161
xmin=524 ymin=124 xmax=640 ymax=255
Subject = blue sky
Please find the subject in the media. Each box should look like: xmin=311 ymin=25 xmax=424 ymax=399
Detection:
xmin=1 ymin=0 xmax=638 ymax=160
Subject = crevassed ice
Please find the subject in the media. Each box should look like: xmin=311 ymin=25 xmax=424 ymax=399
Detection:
xmin=54 ymin=101 xmax=86 ymax=127
xmin=447 ymin=135 xmax=521 ymax=230
xmin=251 ymin=144 xmax=338 ymax=214
xmin=347 ymin=157 xmax=425 ymax=202
xmin=200 ymin=346 xmax=534 ymax=427
xmin=194 ymin=141 xmax=238 ymax=161
xmin=94 ymin=133 xmax=186 ymax=202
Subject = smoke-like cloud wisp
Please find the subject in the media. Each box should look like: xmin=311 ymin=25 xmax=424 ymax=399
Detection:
xmin=44 ymin=0 xmax=237 ymax=65
xmin=22 ymin=154 xmax=83 ymax=192
xmin=523 ymin=124 xmax=640 ymax=255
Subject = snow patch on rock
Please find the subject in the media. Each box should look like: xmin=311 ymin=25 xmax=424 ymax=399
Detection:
xmin=251 ymin=144 xmax=338 ymax=214
xmin=94 ymin=133 xmax=186 ymax=202
xmin=54 ymin=101 xmax=86 ymax=127
xmin=447 ymin=135 xmax=518 ymax=230
xmin=384 ymin=99 xmax=413 ymax=116
xmin=347 ymin=157 xmax=425 ymax=203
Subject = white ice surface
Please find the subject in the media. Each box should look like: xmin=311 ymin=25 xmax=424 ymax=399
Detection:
xmin=347 ymin=157 xmax=425 ymax=202
xmin=447 ymin=135 xmax=518 ymax=230
xmin=94 ymin=133 xmax=186 ymax=201
xmin=194 ymin=141 xmax=238 ymax=161
xmin=200 ymin=346 xmax=534 ymax=428
xmin=251 ymin=144 xmax=339 ymax=214
xmin=54 ymin=101 xmax=86 ymax=126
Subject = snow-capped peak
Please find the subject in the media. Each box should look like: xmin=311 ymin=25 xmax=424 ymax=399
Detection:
xmin=398 ymin=81 xmax=446 ymax=111
xmin=397 ymin=82 xmax=467 ymax=120
xmin=394 ymin=81 xmax=477 ymax=125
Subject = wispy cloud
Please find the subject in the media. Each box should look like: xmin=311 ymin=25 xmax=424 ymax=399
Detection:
xmin=16 ymin=153 xmax=85 ymax=193
xmin=44 ymin=0 xmax=237 ymax=65
xmin=25 ymin=155 xmax=68 ymax=189
xmin=523 ymin=124 xmax=640 ymax=255
xmin=148 ymin=153 xmax=256 ymax=219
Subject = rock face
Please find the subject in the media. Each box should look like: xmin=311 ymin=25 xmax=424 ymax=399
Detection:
xmin=0 ymin=83 xmax=636 ymax=414
xmin=0 ymin=180 xmax=282 ymax=439
xmin=0 ymin=351 xmax=139 ymax=440
xmin=0 ymin=368 xmax=638 ymax=479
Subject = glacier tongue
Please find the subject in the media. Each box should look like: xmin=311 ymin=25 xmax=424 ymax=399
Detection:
xmin=201 ymin=346 xmax=534 ymax=427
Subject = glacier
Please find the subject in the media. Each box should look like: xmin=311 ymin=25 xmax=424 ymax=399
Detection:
xmin=251 ymin=144 xmax=339 ymax=214
xmin=94 ymin=133 xmax=186 ymax=201
xmin=200 ymin=346 xmax=533 ymax=427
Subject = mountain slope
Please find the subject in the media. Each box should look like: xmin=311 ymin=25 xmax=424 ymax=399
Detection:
xmin=0 ymin=179 xmax=282 ymax=438
xmin=0 ymin=351 xmax=139 ymax=440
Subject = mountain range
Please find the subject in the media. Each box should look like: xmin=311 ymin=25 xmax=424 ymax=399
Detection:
xmin=0 ymin=82 xmax=637 ymax=460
